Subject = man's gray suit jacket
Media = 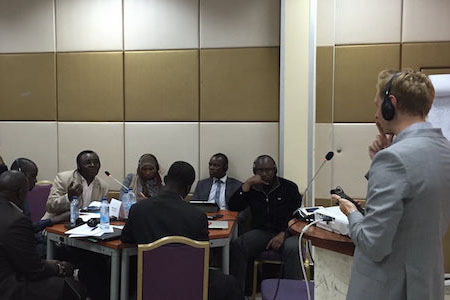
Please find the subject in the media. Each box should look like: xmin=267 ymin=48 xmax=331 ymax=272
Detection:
xmin=346 ymin=122 xmax=450 ymax=300
xmin=192 ymin=176 xmax=242 ymax=209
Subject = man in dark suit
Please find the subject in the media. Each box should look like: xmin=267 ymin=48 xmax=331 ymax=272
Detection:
xmin=192 ymin=153 xmax=242 ymax=210
xmin=0 ymin=171 xmax=75 ymax=300
xmin=121 ymin=161 xmax=243 ymax=300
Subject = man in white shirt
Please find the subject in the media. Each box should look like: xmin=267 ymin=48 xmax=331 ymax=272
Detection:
xmin=192 ymin=153 xmax=242 ymax=210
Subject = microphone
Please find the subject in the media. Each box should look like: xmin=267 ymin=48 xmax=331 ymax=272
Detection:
xmin=104 ymin=171 xmax=128 ymax=191
xmin=293 ymin=151 xmax=334 ymax=217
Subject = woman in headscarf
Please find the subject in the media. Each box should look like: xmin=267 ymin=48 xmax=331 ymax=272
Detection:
xmin=119 ymin=153 xmax=162 ymax=201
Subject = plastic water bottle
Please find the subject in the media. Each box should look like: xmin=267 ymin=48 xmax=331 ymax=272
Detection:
xmin=128 ymin=189 xmax=136 ymax=206
xmin=122 ymin=189 xmax=130 ymax=219
xmin=70 ymin=196 xmax=79 ymax=227
xmin=99 ymin=197 xmax=110 ymax=231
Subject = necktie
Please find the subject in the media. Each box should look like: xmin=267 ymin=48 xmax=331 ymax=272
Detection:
xmin=214 ymin=180 xmax=223 ymax=207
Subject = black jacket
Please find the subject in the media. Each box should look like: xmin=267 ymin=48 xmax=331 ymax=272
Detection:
xmin=121 ymin=191 xmax=209 ymax=244
xmin=0 ymin=198 xmax=63 ymax=300
xmin=228 ymin=177 xmax=302 ymax=233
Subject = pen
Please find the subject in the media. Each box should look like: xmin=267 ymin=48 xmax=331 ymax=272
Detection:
xmin=91 ymin=226 xmax=97 ymax=231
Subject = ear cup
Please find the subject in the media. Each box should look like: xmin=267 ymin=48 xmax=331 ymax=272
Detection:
xmin=382 ymin=96 xmax=395 ymax=120
xmin=382 ymin=72 xmax=401 ymax=121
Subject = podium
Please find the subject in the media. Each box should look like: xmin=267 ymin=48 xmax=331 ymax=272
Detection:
xmin=289 ymin=219 xmax=355 ymax=300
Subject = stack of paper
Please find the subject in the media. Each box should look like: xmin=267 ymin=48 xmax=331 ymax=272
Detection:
xmin=65 ymin=224 xmax=113 ymax=238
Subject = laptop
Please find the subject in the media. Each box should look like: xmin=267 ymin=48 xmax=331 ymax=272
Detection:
xmin=189 ymin=200 xmax=219 ymax=213
xmin=93 ymin=227 xmax=122 ymax=241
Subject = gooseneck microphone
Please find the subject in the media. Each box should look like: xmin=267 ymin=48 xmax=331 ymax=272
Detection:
xmin=293 ymin=151 xmax=334 ymax=217
xmin=104 ymin=171 xmax=128 ymax=191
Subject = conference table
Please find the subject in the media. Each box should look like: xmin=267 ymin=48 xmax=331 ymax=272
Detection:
xmin=46 ymin=210 xmax=238 ymax=300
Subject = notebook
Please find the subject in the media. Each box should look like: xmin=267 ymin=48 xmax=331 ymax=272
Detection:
xmin=208 ymin=221 xmax=229 ymax=230
xmin=93 ymin=227 xmax=123 ymax=241
xmin=189 ymin=201 xmax=219 ymax=213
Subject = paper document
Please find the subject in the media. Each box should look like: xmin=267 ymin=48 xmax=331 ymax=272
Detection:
xmin=65 ymin=224 xmax=113 ymax=238
xmin=208 ymin=221 xmax=228 ymax=229
xmin=79 ymin=212 xmax=100 ymax=222
xmin=109 ymin=198 xmax=121 ymax=219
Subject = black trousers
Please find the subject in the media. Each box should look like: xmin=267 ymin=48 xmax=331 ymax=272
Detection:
xmin=230 ymin=229 xmax=302 ymax=292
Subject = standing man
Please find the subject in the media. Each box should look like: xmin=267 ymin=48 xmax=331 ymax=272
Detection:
xmin=333 ymin=70 xmax=450 ymax=300
xmin=121 ymin=161 xmax=243 ymax=300
xmin=0 ymin=171 xmax=75 ymax=300
xmin=228 ymin=155 xmax=302 ymax=293
xmin=43 ymin=150 xmax=108 ymax=219
xmin=192 ymin=153 xmax=242 ymax=210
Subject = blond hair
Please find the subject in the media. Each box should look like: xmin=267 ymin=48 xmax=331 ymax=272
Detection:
xmin=376 ymin=70 xmax=435 ymax=117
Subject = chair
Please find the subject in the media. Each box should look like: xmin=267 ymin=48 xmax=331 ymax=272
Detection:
xmin=27 ymin=181 xmax=52 ymax=223
xmin=252 ymin=250 xmax=282 ymax=300
xmin=260 ymin=279 xmax=314 ymax=300
xmin=137 ymin=236 xmax=210 ymax=300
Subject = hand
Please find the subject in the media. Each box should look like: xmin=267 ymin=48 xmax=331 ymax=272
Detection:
xmin=331 ymin=194 xmax=357 ymax=216
xmin=242 ymin=175 xmax=269 ymax=192
xmin=266 ymin=232 xmax=286 ymax=251
xmin=51 ymin=211 xmax=70 ymax=224
xmin=369 ymin=122 xmax=394 ymax=160
xmin=67 ymin=182 xmax=83 ymax=200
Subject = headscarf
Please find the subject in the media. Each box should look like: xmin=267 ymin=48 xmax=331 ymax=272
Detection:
xmin=129 ymin=154 xmax=162 ymax=199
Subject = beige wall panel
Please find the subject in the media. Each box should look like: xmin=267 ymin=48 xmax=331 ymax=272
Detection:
xmin=0 ymin=121 xmax=57 ymax=182
xmin=317 ymin=0 xmax=335 ymax=46
xmin=0 ymin=0 xmax=55 ymax=53
xmin=316 ymin=47 xmax=333 ymax=123
xmin=200 ymin=48 xmax=279 ymax=121
xmin=335 ymin=0 xmax=402 ymax=44
xmin=58 ymin=122 xmax=124 ymax=191
xmin=401 ymin=42 xmax=450 ymax=71
xmin=57 ymin=52 xmax=123 ymax=121
xmin=56 ymin=0 xmax=122 ymax=51
xmin=199 ymin=122 xmax=279 ymax=183
xmin=445 ymin=229 xmax=450 ymax=273
xmin=124 ymin=122 xmax=199 ymax=192
xmin=200 ymin=0 xmax=280 ymax=48
xmin=125 ymin=51 xmax=199 ymax=121
xmin=0 ymin=53 xmax=56 ymax=120
xmin=334 ymin=44 xmax=401 ymax=123
xmin=402 ymin=0 xmax=450 ymax=42
xmin=421 ymin=68 xmax=450 ymax=76
xmin=332 ymin=123 xmax=378 ymax=199
xmin=124 ymin=0 xmax=198 ymax=50
xmin=314 ymin=123 xmax=333 ymax=200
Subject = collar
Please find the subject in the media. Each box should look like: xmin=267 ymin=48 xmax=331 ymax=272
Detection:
xmin=9 ymin=201 xmax=23 ymax=213
xmin=393 ymin=121 xmax=435 ymax=144
xmin=213 ymin=175 xmax=227 ymax=184
xmin=159 ymin=190 xmax=185 ymax=201
xmin=75 ymin=170 xmax=97 ymax=186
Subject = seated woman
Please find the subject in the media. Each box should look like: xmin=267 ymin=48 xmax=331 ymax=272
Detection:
xmin=120 ymin=154 xmax=162 ymax=201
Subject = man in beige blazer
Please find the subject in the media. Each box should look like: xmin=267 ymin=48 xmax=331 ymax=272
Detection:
xmin=43 ymin=150 xmax=108 ymax=219
xmin=333 ymin=70 xmax=450 ymax=300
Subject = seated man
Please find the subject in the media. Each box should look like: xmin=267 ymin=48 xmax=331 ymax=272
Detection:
xmin=0 ymin=171 xmax=75 ymax=300
xmin=43 ymin=150 xmax=108 ymax=219
xmin=228 ymin=155 xmax=303 ymax=293
xmin=192 ymin=153 xmax=241 ymax=210
xmin=121 ymin=161 xmax=243 ymax=300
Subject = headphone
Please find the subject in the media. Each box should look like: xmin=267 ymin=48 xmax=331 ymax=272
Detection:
xmin=253 ymin=155 xmax=277 ymax=175
xmin=382 ymin=72 xmax=401 ymax=121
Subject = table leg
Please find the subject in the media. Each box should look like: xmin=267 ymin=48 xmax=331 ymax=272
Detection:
xmin=111 ymin=251 xmax=120 ymax=300
xmin=121 ymin=248 xmax=130 ymax=300
xmin=46 ymin=236 xmax=54 ymax=259
xmin=222 ymin=243 xmax=230 ymax=274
